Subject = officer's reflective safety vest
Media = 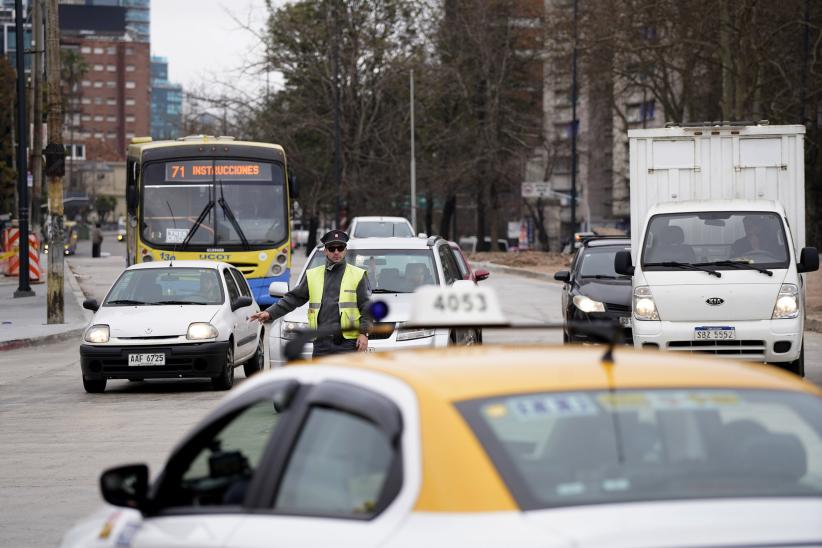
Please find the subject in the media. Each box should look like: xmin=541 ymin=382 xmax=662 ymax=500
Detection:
xmin=306 ymin=263 xmax=365 ymax=339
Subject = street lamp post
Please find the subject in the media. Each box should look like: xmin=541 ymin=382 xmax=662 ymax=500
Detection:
xmin=409 ymin=69 xmax=416 ymax=232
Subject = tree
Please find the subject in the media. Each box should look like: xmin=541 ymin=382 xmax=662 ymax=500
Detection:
xmin=94 ymin=195 xmax=116 ymax=223
xmin=0 ymin=57 xmax=16 ymax=216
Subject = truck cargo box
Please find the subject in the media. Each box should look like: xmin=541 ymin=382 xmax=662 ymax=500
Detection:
xmin=628 ymin=124 xmax=805 ymax=254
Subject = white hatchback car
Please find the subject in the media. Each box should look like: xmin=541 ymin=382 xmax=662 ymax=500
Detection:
xmin=80 ymin=261 xmax=265 ymax=393
xmin=268 ymin=236 xmax=479 ymax=366
xmin=349 ymin=216 xmax=416 ymax=238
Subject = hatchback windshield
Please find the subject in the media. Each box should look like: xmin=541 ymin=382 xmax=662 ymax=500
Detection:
xmin=302 ymin=248 xmax=437 ymax=293
xmin=459 ymin=389 xmax=822 ymax=509
xmin=105 ymin=268 xmax=224 ymax=305
xmin=642 ymin=212 xmax=790 ymax=269
xmin=353 ymin=222 xmax=414 ymax=238
xmin=578 ymin=246 xmax=631 ymax=278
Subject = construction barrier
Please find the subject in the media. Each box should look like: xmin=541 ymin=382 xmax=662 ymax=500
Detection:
xmin=2 ymin=228 xmax=43 ymax=283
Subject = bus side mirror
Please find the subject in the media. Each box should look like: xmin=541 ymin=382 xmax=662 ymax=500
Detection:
xmin=288 ymin=174 xmax=298 ymax=200
xmin=126 ymin=186 xmax=137 ymax=212
xmin=798 ymin=247 xmax=819 ymax=273
xmin=614 ymin=250 xmax=634 ymax=276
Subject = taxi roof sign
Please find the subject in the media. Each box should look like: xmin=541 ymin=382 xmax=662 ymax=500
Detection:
xmin=405 ymin=281 xmax=509 ymax=328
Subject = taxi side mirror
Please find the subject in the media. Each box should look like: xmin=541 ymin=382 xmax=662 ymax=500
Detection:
xmin=553 ymin=271 xmax=571 ymax=283
xmin=100 ymin=464 xmax=149 ymax=512
xmin=614 ymin=250 xmax=634 ymax=276
xmin=268 ymin=281 xmax=289 ymax=298
xmin=797 ymin=247 xmax=819 ymax=273
xmin=232 ymin=296 xmax=253 ymax=311
xmin=474 ymin=268 xmax=490 ymax=282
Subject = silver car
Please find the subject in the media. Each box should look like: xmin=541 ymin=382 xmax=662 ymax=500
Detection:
xmin=268 ymin=236 xmax=479 ymax=366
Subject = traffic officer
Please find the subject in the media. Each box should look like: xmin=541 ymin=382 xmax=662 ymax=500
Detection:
xmin=249 ymin=230 xmax=370 ymax=356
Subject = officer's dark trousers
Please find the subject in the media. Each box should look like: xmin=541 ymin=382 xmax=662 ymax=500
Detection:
xmin=92 ymin=243 xmax=101 ymax=258
xmin=312 ymin=336 xmax=357 ymax=358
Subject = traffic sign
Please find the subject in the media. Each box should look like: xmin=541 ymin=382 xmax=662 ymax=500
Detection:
xmin=521 ymin=181 xmax=551 ymax=198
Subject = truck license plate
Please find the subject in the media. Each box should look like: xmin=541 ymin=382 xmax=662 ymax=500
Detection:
xmin=694 ymin=327 xmax=735 ymax=341
xmin=128 ymin=353 xmax=165 ymax=366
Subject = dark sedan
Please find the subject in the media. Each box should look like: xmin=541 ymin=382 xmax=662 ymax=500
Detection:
xmin=554 ymin=237 xmax=632 ymax=343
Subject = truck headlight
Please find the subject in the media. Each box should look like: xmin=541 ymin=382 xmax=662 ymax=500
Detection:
xmin=84 ymin=324 xmax=110 ymax=343
xmin=633 ymin=286 xmax=659 ymax=321
xmin=573 ymin=295 xmax=605 ymax=313
xmin=282 ymin=320 xmax=307 ymax=340
xmin=396 ymin=324 xmax=436 ymax=341
xmin=772 ymin=284 xmax=799 ymax=319
xmin=186 ymin=322 xmax=218 ymax=340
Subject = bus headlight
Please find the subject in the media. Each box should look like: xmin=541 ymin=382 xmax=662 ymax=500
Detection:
xmin=270 ymin=262 xmax=283 ymax=276
xmin=772 ymin=284 xmax=799 ymax=319
xmin=186 ymin=322 xmax=218 ymax=340
xmin=633 ymin=286 xmax=659 ymax=321
xmin=84 ymin=324 xmax=110 ymax=343
xmin=573 ymin=295 xmax=605 ymax=313
xmin=282 ymin=321 xmax=307 ymax=340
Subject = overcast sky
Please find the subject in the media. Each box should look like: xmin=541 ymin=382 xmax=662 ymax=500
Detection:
xmin=151 ymin=0 xmax=280 ymax=99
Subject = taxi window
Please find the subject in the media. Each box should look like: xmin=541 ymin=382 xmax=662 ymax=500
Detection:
xmin=230 ymin=268 xmax=251 ymax=298
xmin=104 ymin=267 xmax=224 ymax=305
xmin=163 ymin=398 xmax=281 ymax=507
xmin=274 ymin=407 xmax=394 ymax=517
xmin=459 ymin=389 xmax=822 ymax=509
xmin=223 ymin=270 xmax=241 ymax=302
xmin=438 ymin=245 xmax=461 ymax=285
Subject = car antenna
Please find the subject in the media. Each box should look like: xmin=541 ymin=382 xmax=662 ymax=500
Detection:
xmin=166 ymin=200 xmax=177 ymax=267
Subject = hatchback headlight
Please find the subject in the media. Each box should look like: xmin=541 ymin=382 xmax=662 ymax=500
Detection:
xmin=573 ymin=295 xmax=605 ymax=313
xmin=282 ymin=320 xmax=307 ymax=340
xmin=633 ymin=286 xmax=659 ymax=321
xmin=772 ymin=284 xmax=799 ymax=319
xmin=84 ymin=324 xmax=110 ymax=343
xmin=186 ymin=322 xmax=218 ymax=340
xmin=396 ymin=324 xmax=436 ymax=341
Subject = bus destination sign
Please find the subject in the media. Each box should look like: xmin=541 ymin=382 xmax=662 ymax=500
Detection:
xmin=164 ymin=161 xmax=272 ymax=182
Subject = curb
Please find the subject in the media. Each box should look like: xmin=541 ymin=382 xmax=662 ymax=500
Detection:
xmin=472 ymin=261 xmax=561 ymax=283
xmin=806 ymin=317 xmax=822 ymax=334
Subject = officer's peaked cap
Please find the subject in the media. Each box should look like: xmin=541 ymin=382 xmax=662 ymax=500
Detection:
xmin=321 ymin=230 xmax=349 ymax=246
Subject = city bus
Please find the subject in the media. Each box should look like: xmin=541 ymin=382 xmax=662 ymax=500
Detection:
xmin=124 ymin=136 xmax=296 ymax=306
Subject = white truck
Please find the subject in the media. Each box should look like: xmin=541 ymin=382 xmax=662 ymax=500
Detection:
xmin=614 ymin=122 xmax=818 ymax=376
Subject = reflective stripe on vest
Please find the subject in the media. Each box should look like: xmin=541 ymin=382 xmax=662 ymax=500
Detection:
xmin=306 ymin=263 xmax=365 ymax=339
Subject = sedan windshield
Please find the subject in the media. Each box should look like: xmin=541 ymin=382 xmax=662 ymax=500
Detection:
xmin=140 ymin=159 xmax=287 ymax=249
xmin=578 ymin=246 xmax=631 ymax=279
xmin=353 ymin=222 xmax=414 ymax=238
xmin=301 ymin=248 xmax=438 ymax=293
xmin=105 ymin=268 xmax=224 ymax=306
xmin=642 ymin=212 xmax=790 ymax=269
xmin=459 ymin=389 xmax=822 ymax=509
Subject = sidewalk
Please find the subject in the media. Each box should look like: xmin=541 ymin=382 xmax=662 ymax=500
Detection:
xmin=475 ymin=255 xmax=822 ymax=333
xmin=0 ymin=257 xmax=92 ymax=351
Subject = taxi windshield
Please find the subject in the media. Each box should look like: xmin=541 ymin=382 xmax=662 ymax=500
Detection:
xmin=301 ymin=248 xmax=438 ymax=293
xmin=105 ymin=268 xmax=224 ymax=306
xmin=459 ymin=389 xmax=822 ymax=509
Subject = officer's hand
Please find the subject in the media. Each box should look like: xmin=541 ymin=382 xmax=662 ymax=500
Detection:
xmin=356 ymin=334 xmax=368 ymax=352
xmin=249 ymin=311 xmax=271 ymax=323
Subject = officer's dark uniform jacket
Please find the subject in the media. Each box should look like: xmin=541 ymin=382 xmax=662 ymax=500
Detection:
xmin=264 ymin=258 xmax=371 ymax=339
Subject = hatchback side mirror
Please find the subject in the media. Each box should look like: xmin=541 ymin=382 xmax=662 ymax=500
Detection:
xmin=83 ymin=298 xmax=99 ymax=312
xmin=268 ymin=281 xmax=289 ymax=298
xmin=474 ymin=268 xmax=490 ymax=282
xmin=100 ymin=464 xmax=149 ymax=512
xmin=614 ymin=250 xmax=635 ymax=276
xmin=553 ymin=270 xmax=571 ymax=283
xmin=232 ymin=296 xmax=253 ymax=310
xmin=798 ymin=247 xmax=819 ymax=273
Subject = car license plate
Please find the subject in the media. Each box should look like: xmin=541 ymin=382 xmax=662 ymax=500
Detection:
xmin=694 ymin=327 xmax=735 ymax=341
xmin=128 ymin=353 xmax=165 ymax=366
xmin=619 ymin=316 xmax=631 ymax=328
xmin=366 ymin=347 xmax=376 ymax=353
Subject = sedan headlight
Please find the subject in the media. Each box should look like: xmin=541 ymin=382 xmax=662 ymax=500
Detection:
xmin=396 ymin=324 xmax=436 ymax=341
xmin=772 ymin=284 xmax=799 ymax=319
xmin=84 ymin=324 xmax=110 ymax=343
xmin=573 ymin=295 xmax=605 ymax=313
xmin=186 ymin=322 xmax=218 ymax=340
xmin=633 ymin=286 xmax=659 ymax=321
xmin=282 ymin=320 xmax=307 ymax=340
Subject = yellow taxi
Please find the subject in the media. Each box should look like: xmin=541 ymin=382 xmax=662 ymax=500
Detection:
xmin=60 ymin=285 xmax=822 ymax=548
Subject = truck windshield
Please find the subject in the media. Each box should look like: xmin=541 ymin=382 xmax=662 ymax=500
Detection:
xmin=140 ymin=159 xmax=287 ymax=249
xmin=641 ymin=212 xmax=790 ymax=269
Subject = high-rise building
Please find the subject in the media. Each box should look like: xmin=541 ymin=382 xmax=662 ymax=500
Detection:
xmin=59 ymin=0 xmax=149 ymax=42
xmin=0 ymin=3 xmax=32 ymax=73
xmin=150 ymin=56 xmax=183 ymax=140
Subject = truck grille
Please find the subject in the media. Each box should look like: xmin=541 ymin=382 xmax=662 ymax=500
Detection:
xmin=666 ymin=339 xmax=766 ymax=357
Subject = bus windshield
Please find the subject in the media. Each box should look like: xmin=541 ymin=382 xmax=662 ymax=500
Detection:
xmin=140 ymin=159 xmax=287 ymax=249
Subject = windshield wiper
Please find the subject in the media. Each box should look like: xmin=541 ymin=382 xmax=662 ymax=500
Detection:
xmin=643 ymin=261 xmax=721 ymax=278
xmin=154 ymin=300 xmax=210 ymax=305
xmin=180 ymin=200 xmax=215 ymax=249
xmin=371 ymin=288 xmax=410 ymax=294
xmin=695 ymin=260 xmax=773 ymax=276
xmin=581 ymin=274 xmax=627 ymax=280
xmin=106 ymin=299 xmax=147 ymax=305
xmin=217 ymin=180 xmax=250 ymax=249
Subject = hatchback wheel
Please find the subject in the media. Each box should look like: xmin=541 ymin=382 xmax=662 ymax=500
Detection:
xmin=243 ymin=330 xmax=265 ymax=378
xmin=83 ymin=377 xmax=106 ymax=393
xmin=212 ymin=343 xmax=235 ymax=391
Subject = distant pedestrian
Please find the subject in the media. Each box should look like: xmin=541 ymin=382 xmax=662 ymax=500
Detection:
xmin=91 ymin=222 xmax=103 ymax=258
